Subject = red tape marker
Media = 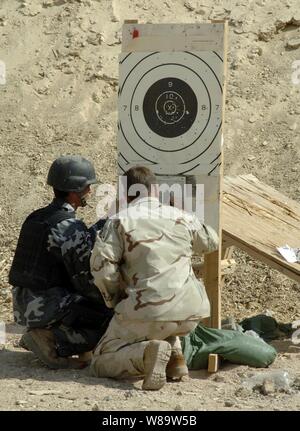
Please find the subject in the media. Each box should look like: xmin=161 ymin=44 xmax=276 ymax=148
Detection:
xmin=132 ymin=28 xmax=139 ymax=39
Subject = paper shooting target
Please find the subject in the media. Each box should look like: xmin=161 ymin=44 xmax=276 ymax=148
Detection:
xmin=118 ymin=51 xmax=223 ymax=176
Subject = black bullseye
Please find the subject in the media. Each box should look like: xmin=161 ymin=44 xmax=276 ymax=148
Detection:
xmin=143 ymin=77 xmax=197 ymax=138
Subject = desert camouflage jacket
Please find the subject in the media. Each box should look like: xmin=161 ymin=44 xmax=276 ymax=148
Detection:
xmin=90 ymin=197 xmax=219 ymax=321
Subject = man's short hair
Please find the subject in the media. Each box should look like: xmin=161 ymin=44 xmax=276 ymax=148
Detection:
xmin=123 ymin=166 xmax=157 ymax=202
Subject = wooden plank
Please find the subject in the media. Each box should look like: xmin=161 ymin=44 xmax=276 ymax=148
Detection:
xmin=222 ymin=175 xmax=300 ymax=281
xmin=193 ymin=258 xmax=236 ymax=276
xmin=208 ymin=353 xmax=219 ymax=373
xmin=224 ymin=175 xmax=300 ymax=226
xmin=222 ymin=219 xmax=300 ymax=280
xmin=222 ymin=246 xmax=234 ymax=260
xmin=223 ymin=232 xmax=300 ymax=283
xmin=223 ymin=203 xmax=300 ymax=247
xmin=221 ymin=246 xmax=235 ymax=289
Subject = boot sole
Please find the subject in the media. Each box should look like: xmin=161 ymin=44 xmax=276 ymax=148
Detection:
xmin=142 ymin=341 xmax=171 ymax=391
xmin=22 ymin=333 xmax=69 ymax=370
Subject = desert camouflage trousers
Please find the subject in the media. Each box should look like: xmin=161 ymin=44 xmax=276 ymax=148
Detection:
xmin=90 ymin=315 xmax=198 ymax=379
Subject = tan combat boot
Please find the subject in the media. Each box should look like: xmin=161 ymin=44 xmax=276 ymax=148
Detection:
xmin=22 ymin=329 xmax=87 ymax=370
xmin=142 ymin=340 xmax=171 ymax=391
xmin=166 ymin=351 xmax=189 ymax=380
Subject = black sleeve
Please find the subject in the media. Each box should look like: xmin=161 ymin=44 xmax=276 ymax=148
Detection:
xmin=48 ymin=218 xmax=106 ymax=305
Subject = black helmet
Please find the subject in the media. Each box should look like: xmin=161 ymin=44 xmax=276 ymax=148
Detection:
xmin=47 ymin=155 xmax=97 ymax=192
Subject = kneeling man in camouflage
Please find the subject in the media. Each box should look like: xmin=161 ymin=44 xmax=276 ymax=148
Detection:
xmin=90 ymin=166 xmax=218 ymax=390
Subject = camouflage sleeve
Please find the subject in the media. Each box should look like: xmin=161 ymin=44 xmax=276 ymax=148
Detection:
xmin=88 ymin=218 xmax=108 ymax=247
xmin=190 ymin=215 xmax=219 ymax=255
xmin=90 ymin=219 xmax=124 ymax=309
xmin=47 ymin=218 xmax=104 ymax=304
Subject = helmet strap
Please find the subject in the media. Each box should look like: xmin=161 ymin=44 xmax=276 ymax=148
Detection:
xmin=80 ymin=195 xmax=88 ymax=207
xmin=79 ymin=189 xmax=90 ymax=207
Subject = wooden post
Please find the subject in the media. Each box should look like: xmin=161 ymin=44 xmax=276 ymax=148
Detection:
xmin=221 ymin=246 xmax=235 ymax=286
xmin=203 ymin=249 xmax=222 ymax=329
xmin=208 ymin=354 xmax=219 ymax=373
xmin=204 ymin=20 xmax=228 ymax=373
xmin=124 ymin=20 xmax=138 ymax=24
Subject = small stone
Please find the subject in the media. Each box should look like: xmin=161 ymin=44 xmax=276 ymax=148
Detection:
xmin=234 ymin=28 xmax=245 ymax=34
xmin=184 ymin=1 xmax=196 ymax=11
xmin=174 ymin=404 xmax=183 ymax=411
xmin=87 ymin=34 xmax=103 ymax=46
xmin=262 ymin=140 xmax=268 ymax=146
xmin=111 ymin=14 xmax=119 ymax=23
xmin=235 ymin=387 xmax=253 ymax=397
xmin=15 ymin=400 xmax=28 ymax=406
xmin=213 ymin=375 xmax=226 ymax=383
xmin=258 ymin=27 xmax=275 ymax=42
xmin=181 ymin=375 xmax=189 ymax=382
xmin=224 ymin=400 xmax=234 ymax=407
xmin=92 ymin=403 xmax=99 ymax=411
xmin=103 ymin=396 xmax=111 ymax=402
xmin=287 ymin=344 xmax=300 ymax=352
xmin=248 ymin=116 xmax=257 ymax=123
xmin=248 ymin=155 xmax=256 ymax=161
xmin=292 ymin=14 xmax=300 ymax=26
xmin=260 ymin=379 xmax=275 ymax=396
xmin=28 ymin=390 xmax=61 ymax=396
xmin=92 ymin=92 xmax=101 ymax=104
xmin=286 ymin=38 xmax=300 ymax=50
xmin=124 ymin=390 xmax=134 ymax=399
xmin=293 ymin=376 xmax=300 ymax=390
xmin=64 ymin=68 xmax=75 ymax=75
xmin=0 ymin=17 xmax=7 ymax=26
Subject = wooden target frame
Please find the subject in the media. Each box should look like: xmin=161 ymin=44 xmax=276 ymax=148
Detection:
xmin=117 ymin=22 xmax=228 ymax=359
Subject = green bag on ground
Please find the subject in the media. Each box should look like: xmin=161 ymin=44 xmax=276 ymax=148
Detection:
xmin=181 ymin=324 xmax=277 ymax=370
xmin=239 ymin=315 xmax=293 ymax=341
